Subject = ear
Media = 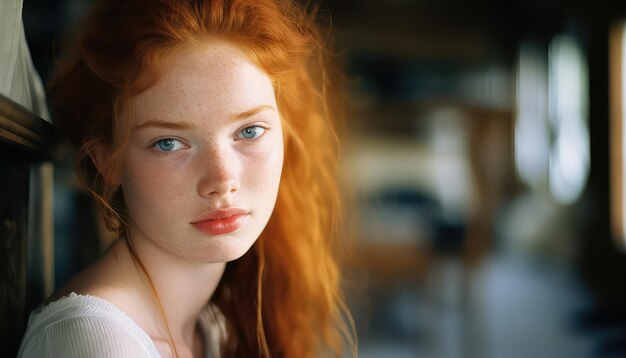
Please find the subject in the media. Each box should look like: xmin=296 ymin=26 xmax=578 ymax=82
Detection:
xmin=89 ymin=142 xmax=121 ymax=185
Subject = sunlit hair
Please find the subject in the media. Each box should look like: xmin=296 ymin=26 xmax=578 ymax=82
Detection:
xmin=48 ymin=0 xmax=356 ymax=356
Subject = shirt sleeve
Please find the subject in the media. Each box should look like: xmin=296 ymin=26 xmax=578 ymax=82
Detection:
xmin=18 ymin=315 xmax=155 ymax=358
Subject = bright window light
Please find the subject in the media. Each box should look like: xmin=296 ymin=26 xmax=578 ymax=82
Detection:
xmin=547 ymin=35 xmax=590 ymax=204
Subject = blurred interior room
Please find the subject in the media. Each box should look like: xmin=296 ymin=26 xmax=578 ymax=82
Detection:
xmin=4 ymin=0 xmax=626 ymax=357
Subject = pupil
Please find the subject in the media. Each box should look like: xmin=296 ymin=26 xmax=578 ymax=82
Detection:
xmin=160 ymin=139 xmax=174 ymax=150
xmin=244 ymin=127 xmax=256 ymax=138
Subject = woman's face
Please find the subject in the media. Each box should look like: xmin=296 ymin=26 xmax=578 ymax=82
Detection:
xmin=121 ymin=42 xmax=283 ymax=262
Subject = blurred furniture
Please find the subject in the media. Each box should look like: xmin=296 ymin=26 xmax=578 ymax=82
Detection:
xmin=0 ymin=93 xmax=54 ymax=357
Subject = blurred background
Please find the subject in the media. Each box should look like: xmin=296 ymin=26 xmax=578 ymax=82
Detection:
xmin=5 ymin=0 xmax=626 ymax=357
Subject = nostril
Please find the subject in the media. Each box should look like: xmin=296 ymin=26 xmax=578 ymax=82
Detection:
xmin=199 ymin=178 xmax=239 ymax=198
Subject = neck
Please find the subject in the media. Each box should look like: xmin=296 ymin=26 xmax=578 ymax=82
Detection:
xmin=123 ymin=233 xmax=226 ymax=347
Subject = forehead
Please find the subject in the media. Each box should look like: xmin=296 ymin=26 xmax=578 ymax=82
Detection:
xmin=130 ymin=42 xmax=276 ymax=123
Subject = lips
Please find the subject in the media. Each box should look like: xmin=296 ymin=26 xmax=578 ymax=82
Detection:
xmin=191 ymin=208 xmax=249 ymax=236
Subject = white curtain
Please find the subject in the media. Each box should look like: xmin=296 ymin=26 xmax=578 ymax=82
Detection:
xmin=0 ymin=0 xmax=50 ymax=122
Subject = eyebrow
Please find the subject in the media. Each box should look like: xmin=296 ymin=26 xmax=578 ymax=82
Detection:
xmin=229 ymin=105 xmax=276 ymax=121
xmin=134 ymin=105 xmax=276 ymax=130
xmin=134 ymin=119 xmax=197 ymax=131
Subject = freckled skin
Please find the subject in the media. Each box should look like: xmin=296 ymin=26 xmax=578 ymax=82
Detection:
xmin=123 ymin=42 xmax=284 ymax=263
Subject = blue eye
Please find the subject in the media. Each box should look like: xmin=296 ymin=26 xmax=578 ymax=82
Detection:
xmin=153 ymin=138 xmax=185 ymax=152
xmin=237 ymin=126 xmax=265 ymax=140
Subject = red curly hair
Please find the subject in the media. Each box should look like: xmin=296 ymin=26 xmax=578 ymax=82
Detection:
xmin=49 ymin=0 xmax=356 ymax=356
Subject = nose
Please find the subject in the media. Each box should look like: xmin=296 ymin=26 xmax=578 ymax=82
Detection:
xmin=197 ymin=144 xmax=240 ymax=199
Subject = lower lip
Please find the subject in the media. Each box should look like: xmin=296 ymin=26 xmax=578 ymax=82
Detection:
xmin=192 ymin=214 xmax=248 ymax=236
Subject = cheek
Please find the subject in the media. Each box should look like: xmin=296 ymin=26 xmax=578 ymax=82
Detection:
xmin=122 ymin=158 xmax=187 ymax=208
xmin=244 ymin=142 xmax=284 ymax=192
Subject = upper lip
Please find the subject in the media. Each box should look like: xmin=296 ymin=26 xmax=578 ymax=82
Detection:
xmin=191 ymin=207 xmax=249 ymax=223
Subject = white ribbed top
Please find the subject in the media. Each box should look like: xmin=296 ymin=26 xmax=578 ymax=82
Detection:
xmin=17 ymin=293 xmax=223 ymax=358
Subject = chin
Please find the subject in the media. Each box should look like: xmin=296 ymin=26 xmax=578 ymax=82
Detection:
xmin=189 ymin=238 xmax=257 ymax=263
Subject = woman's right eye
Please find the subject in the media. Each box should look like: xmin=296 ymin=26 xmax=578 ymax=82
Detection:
xmin=152 ymin=138 xmax=185 ymax=152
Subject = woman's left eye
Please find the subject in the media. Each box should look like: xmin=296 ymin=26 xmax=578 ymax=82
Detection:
xmin=236 ymin=125 xmax=265 ymax=140
xmin=152 ymin=138 xmax=185 ymax=152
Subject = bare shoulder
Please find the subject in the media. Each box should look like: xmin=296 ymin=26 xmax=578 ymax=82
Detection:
xmin=48 ymin=239 xmax=135 ymax=303
xmin=47 ymin=239 xmax=162 ymax=340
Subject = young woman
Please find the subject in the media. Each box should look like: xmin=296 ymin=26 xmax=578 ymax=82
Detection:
xmin=17 ymin=0 xmax=356 ymax=357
